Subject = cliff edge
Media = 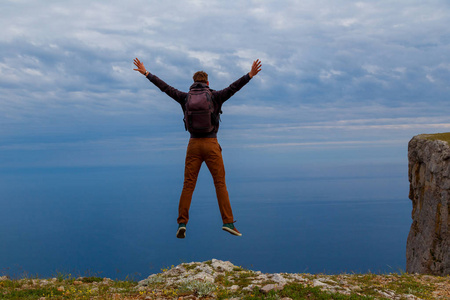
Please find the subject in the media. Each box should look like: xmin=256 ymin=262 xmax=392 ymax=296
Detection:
xmin=407 ymin=133 xmax=450 ymax=275
xmin=1 ymin=259 xmax=450 ymax=299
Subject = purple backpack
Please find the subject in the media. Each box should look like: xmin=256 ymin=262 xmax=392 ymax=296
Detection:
xmin=184 ymin=87 xmax=217 ymax=133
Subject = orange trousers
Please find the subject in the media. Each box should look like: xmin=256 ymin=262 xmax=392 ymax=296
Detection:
xmin=177 ymin=138 xmax=234 ymax=224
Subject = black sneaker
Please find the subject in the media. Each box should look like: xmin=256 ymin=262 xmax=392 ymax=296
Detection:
xmin=176 ymin=223 xmax=186 ymax=239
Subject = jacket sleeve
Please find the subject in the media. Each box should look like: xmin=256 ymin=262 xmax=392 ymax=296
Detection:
xmin=146 ymin=73 xmax=187 ymax=105
xmin=213 ymin=73 xmax=252 ymax=104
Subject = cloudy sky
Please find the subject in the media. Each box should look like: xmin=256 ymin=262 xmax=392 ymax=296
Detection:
xmin=1 ymin=0 xmax=449 ymax=169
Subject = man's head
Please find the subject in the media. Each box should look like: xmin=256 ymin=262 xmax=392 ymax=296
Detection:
xmin=193 ymin=71 xmax=208 ymax=84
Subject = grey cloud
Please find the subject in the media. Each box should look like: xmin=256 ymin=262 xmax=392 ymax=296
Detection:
xmin=1 ymin=0 xmax=450 ymax=167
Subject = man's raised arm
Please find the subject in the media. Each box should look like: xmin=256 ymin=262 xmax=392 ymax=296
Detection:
xmin=133 ymin=58 xmax=187 ymax=104
xmin=212 ymin=59 xmax=262 ymax=104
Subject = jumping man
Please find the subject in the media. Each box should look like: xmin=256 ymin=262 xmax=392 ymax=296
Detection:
xmin=133 ymin=57 xmax=262 ymax=238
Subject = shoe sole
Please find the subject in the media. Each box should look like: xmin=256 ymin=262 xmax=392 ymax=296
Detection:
xmin=176 ymin=227 xmax=186 ymax=239
xmin=222 ymin=226 xmax=242 ymax=236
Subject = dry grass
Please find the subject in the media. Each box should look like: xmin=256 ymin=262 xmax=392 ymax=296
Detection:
xmin=419 ymin=132 xmax=450 ymax=144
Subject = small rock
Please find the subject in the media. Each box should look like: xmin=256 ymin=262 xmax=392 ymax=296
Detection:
xmin=165 ymin=265 xmax=187 ymax=277
xmin=319 ymin=277 xmax=336 ymax=284
xmin=57 ymin=286 xmax=65 ymax=292
xmin=73 ymin=280 xmax=83 ymax=285
xmin=313 ymin=279 xmax=329 ymax=288
xmin=422 ymin=275 xmax=435 ymax=281
xmin=288 ymin=274 xmax=307 ymax=282
xmin=261 ymin=284 xmax=283 ymax=293
xmin=325 ymin=287 xmax=338 ymax=294
xmin=340 ymin=288 xmax=352 ymax=296
xmin=256 ymin=274 xmax=269 ymax=281
xmin=242 ymin=284 xmax=255 ymax=292
xmin=230 ymin=285 xmax=240 ymax=291
xmin=375 ymin=289 xmax=395 ymax=298
xmin=195 ymin=264 xmax=215 ymax=276
xmin=190 ymin=271 xmax=215 ymax=283
xmin=102 ymin=278 xmax=113 ymax=285
xmin=281 ymin=298 xmax=293 ymax=300
xmin=0 ymin=276 xmax=9 ymax=281
xmin=404 ymin=294 xmax=420 ymax=300
xmin=40 ymin=280 xmax=50 ymax=286
xmin=350 ymin=285 xmax=362 ymax=292
xmin=271 ymin=273 xmax=287 ymax=284
xmin=211 ymin=259 xmax=235 ymax=272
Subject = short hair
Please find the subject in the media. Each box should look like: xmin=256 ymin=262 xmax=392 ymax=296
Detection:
xmin=193 ymin=71 xmax=208 ymax=83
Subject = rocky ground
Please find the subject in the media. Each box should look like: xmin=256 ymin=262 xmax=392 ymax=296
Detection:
xmin=1 ymin=259 xmax=449 ymax=299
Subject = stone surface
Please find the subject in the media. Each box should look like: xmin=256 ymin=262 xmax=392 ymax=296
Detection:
xmin=407 ymin=134 xmax=450 ymax=275
xmin=133 ymin=259 xmax=449 ymax=299
xmin=242 ymin=284 xmax=255 ymax=292
xmin=260 ymin=283 xmax=283 ymax=293
xmin=312 ymin=279 xmax=328 ymax=287
xmin=3 ymin=259 xmax=448 ymax=300
xmin=40 ymin=280 xmax=50 ymax=286
xmin=211 ymin=258 xmax=235 ymax=272
xmin=270 ymin=273 xmax=288 ymax=285
xmin=190 ymin=271 xmax=215 ymax=283
xmin=229 ymin=285 xmax=239 ymax=292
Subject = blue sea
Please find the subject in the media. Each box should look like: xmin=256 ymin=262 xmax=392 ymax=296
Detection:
xmin=0 ymin=161 xmax=411 ymax=280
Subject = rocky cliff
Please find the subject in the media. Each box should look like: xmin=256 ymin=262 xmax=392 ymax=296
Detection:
xmin=1 ymin=260 xmax=450 ymax=299
xmin=407 ymin=133 xmax=450 ymax=275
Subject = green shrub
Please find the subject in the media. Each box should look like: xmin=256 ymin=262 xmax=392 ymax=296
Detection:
xmin=177 ymin=280 xmax=217 ymax=297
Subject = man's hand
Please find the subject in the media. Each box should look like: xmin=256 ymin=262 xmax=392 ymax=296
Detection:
xmin=249 ymin=59 xmax=262 ymax=78
xmin=133 ymin=58 xmax=148 ymax=75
